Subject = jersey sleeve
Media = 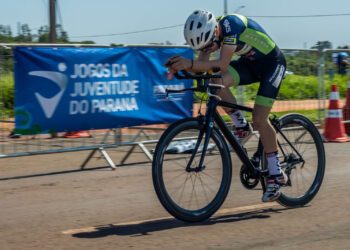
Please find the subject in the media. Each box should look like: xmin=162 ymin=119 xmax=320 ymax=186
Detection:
xmin=219 ymin=15 xmax=246 ymax=46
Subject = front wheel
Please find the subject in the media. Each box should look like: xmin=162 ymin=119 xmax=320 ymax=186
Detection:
xmin=152 ymin=118 xmax=232 ymax=222
xmin=268 ymin=114 xmax=326 ymax=207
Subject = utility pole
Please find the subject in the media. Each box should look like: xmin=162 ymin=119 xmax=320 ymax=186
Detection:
xmin=224 ymin=0 xmax=228 ymax=15
xmin=49 ymin=0 xmax=56 ymax=43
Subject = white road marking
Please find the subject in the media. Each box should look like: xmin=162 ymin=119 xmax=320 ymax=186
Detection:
xmin=62 ymin=202 xmax=279 ymax=235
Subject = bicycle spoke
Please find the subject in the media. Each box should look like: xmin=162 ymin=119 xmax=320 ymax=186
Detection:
xmin=274 ymin=114 xmax=325 ymax=207
xmin=200 ymin=170 xmax=222 ymax=183
xmin=153 ymin=119 xmax=231 ymax=221
xmin=197 ymin=173 xmax=211 ymax=205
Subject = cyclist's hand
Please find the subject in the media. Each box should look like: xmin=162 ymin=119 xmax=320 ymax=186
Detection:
xmin=165 ymin=56 xmax=177 ymax=73
xmin=165 ymin=55 xmax=192 ymax=71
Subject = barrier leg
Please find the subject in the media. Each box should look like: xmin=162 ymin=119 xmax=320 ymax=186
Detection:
xmin=119 ymin=127 xmax=154 ymax=164
xmin=138 ymin=143 xmax=153 ymax=161
xmin=99 ymin=147 xmax=117 ymax=170
xmin=80 ymin=148 xmax=98 ymax=170
xmin=120 ymin=144 xmax=137 ymax=165
xmin=80 ymin=130 xmax=118 ymax=170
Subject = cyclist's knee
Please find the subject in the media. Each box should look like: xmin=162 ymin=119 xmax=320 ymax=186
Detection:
xmin=223 ymin=71 xmax=235 ymax=87
xmin=213 ymin=71 xmax=234 ymax=87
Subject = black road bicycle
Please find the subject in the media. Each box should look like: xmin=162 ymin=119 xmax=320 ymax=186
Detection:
xmin=152 ymin=70 xmax=326 ymax=222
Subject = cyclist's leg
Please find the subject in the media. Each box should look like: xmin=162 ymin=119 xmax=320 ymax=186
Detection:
xmin=252 ymin=50 xmax=287 ymax=201
xmin=215 ymin=59 xmax=256 ymax=114
xmin=253 ymin=104 xmax=277 ymax=153
xmin=216 ymin=60 xmax=258 ymax=143
xmin=215 ymin=71 xmax=237 ymax=112
xmin=252 ymin=47 xmax=286 ymax=161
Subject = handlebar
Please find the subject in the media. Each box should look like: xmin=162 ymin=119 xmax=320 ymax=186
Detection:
xmin=164 ymin=61 xmax=223 ymax=99
xmin=173 ymin=69 xmax=221 ymax=80
xmin=164 ymin=60 xmax=221 ymax=80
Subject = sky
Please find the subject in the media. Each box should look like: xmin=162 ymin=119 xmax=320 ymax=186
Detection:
xmin=1 ymin=0 xmax=350 ymax=49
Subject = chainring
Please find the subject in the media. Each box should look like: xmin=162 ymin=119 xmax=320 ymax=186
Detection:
xmin=240 ymin=164 xmax=259 ymax=189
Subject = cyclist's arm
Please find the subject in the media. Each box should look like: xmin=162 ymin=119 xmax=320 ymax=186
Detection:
xmin=193 ymin=44 xmax=237 ymax=72
xmin=342 ymin=59 xmax=350 ymax=65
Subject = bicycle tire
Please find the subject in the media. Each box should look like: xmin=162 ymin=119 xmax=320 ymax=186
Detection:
xmin=263 ymin=113 xmax=326 ymax=207
xmin=152 ymin=117 xmax=232 ymax=222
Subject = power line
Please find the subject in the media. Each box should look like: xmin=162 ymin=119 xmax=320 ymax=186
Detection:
xmin=70 ymin=24 xmax=183 ymax=38
xmin=249 ymin=13 xmax=350 ymax=18
xmin=70 ymin=13 xmax=350 ymax=39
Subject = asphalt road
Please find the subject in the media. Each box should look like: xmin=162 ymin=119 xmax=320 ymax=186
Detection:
xmin=0 ymin=138 xmax=349 ymax=249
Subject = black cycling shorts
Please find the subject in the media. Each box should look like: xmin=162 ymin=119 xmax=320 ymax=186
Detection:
xmin=227 ymin=47 xmax=286 ymax=107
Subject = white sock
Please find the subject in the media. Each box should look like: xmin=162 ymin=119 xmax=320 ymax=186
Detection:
xmin=228 ymin=110 xmax=247 ymax=128
xmin=266 ymin=151 xmax=282 ymax=176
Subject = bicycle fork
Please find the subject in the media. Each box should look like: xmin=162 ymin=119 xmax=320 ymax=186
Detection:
xmin=185 ymin=97 xmax=218 ymax=172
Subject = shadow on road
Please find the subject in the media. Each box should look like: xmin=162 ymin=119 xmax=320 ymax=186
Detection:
xmin=0 ymin=166 xmax=110 ymax=181
xmin=0 ymin=161 xmax=151 ymax=181
xmin=72 ymin=207 xmax=291 ymax=238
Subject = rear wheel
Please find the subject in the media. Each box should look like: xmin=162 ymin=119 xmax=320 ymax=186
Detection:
xmin=152 ymin=118 xmax=232 ymax=222
xmin=266 ymin=114 xmax=326 ymax=207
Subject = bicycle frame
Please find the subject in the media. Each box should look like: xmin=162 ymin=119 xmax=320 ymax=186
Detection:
xmin=188 ymin=93 xmax=304 ymax=186
xmin=187 ymin=93 xmax=264 ymax=176
xmin=169 ymin=70 xmax=304 ymax=182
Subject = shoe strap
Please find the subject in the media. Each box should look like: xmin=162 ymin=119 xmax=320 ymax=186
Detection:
xmin=267 ymin=178 xmax=276 ymax=184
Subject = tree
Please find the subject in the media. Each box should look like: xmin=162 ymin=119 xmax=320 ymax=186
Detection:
xmin=56 ymin=24 xmax=69 ymax=43
xmin=17 ymin=24 xmax=33 ymax=42
xmin=0 ymin=25 xmax=13 ymax=43
xmin=37 ymin=25 xmax=69 ymax=43
xmin=0 ymin=22 xmax=95 ymax=74
xmin=311 ymin=41 xmax=332 ymax=50
xmin=36 ymin=26 xmax=48 ymax=42
xmin=0 ymin=25 xmax=12 ymax=37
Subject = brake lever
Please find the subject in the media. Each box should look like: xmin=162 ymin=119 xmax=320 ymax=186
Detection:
xmin=166 ymin=88 xmax=187 ymax=103
xmin=165 ymin=91 xmax=178 ymax=103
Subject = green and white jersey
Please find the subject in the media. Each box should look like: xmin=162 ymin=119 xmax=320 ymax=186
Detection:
xmin=217 ymin=14 xmax=276 ymax=60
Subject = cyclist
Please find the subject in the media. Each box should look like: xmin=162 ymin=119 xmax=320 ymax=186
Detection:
xmin=165 ymin=10 xmax=287 ymax=202
xmin=337 ymin=48 xmax=350 ymax=75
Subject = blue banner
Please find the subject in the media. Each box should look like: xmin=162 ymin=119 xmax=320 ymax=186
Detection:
xmin=14 ymin=46 xmax=193 ymax=134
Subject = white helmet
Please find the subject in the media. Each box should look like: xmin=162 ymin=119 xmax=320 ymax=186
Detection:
xmin=184 ymin=10 xmax=216 ymax=50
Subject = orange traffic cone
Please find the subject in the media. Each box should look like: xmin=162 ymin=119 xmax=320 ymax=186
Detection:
xmin=343 ymin=75 xmax=350 ymax=135
xmin=64 ymin=131 xmax=91 ymax=138
xmin=323 ymin=84 xmax=350 ymax=142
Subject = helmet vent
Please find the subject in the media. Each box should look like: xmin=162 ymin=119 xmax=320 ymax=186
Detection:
xmin=197 ymin=37 xmax=200 ymax=45
xmin=194 ymin=11 xmax=199 ymax=15
xmin=190 ymin=21 xmax=194 ymax=30
xmin=197 ymin=22 xmax=202 ymax=29
xmin=204 ymin=31 xmax=211 ymax=42
xmin=208 ymin=14 xmax=212 ymax=20
xmin=190 ymin=39 xmax=195 ymax=47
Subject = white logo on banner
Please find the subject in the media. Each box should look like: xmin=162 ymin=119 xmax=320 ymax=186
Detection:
xmin=29 ymin=63 xmax=68 ymax=118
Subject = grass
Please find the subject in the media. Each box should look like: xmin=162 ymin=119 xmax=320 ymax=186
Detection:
xmin=0 ymin=71 xmax=14 ymax=118
xmin=230 ymin=73 xmax=349 ymax=103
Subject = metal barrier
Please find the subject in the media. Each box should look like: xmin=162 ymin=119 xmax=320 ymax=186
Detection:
xmin=1 ymin=44 xmax=349 ymax=166
xmin=0 ymin=43 xmax=182 ymax=168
